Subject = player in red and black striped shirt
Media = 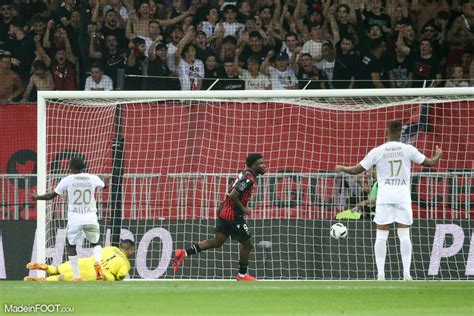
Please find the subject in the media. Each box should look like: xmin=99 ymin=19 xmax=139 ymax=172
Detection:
xmin=172 ymin=153 xmax=266 ymax=281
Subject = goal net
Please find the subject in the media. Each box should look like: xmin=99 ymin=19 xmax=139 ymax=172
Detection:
xmin=36 ymin=89 xmax=474 ymax=280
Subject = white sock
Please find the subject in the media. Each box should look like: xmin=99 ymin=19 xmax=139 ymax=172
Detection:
xmin=69 ymin=255 xmax=80 ymax=278
xmin=374 ymin=230 xmax=389 ymax=277
xmin=397 ymin=228 xmax=412 ymax=276
xmin=93 ymin=245 xmax=102 ymax=262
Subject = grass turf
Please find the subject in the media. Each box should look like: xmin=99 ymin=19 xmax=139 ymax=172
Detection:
xmin=0 ymin=281 xmax=473 ymax=316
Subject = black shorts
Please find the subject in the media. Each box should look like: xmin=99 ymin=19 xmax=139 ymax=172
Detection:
xmin=215 ymin=218 xmax=251 ymax=242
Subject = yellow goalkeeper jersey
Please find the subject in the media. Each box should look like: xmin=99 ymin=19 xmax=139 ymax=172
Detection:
xmin=55 ymin=246 xmax=131 ymax=281
xmin=101 ymin=246 xmax=131 ymax=281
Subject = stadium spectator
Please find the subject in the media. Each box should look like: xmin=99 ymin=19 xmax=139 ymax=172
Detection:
xmin=0 ymin=1 xmax=18 ymax=47
xmin=237 ymin=0 xmax=252 ymax=24
xmin=51 ymin=48 xmax=77 ymax=90
xmin=219 ymin=35 xmax=237 ymax=63
xmin=238 ymin=31 xmax=270 ymax=67
xmin=357 ymin=0 xmax=391 ymax=34
xmin=213 ymin=57 xmax=245 ymax=90
xmin=300 ymin=22 xmax=328 ymax=61
xmin=54 ymin=0 xmax=80 ymax=27
xmin=191 ymin=0 xmax=211 ymax=25
xmin=176 ymin=35 xmax=204 ymax=90
xmin=166 ymin=24 xmax=184 ymax=73
xmin=21 ymin=60 xmax=54 ymax=102
xmin=84 ymin=63 xmax=113 ymax=90
xmin=358 ymin=37 xmax=388 ymax=88
xmin=387 ymin=45 xmax=414 ymax=88
xmin=236 ymin=53 xmax=271 ymax=90
xmin=261 ymin=50 xmax=298 ymax=90
xmin=140 ymin=20 xmax=163 ymax=57
xmin=126 ymin=1 xmax=152 ymax=38
xmin=315 ymin=43 xmax=336 ymax=88
xmin=333 ymin=34 xmax=358 ymax=89
xmin=411 ymin=0 xmax=450 ymax=35
xmin=280 ymin=32 xmax=301 ymax=62
xmin=147 ymin=42 xmax=178 ymax=90
xmin=200 ymin=7 xmax=221 ymax=45
xmin=445 ymin=65 xmax=470 ymax=87
xmin=29 ymin=14 xmax=47 ymax=41
xmin=202 ymin=54 xmax=221 ymax=90
xmin=334 ymin=4 xmax=357 ymax=39
xmin=294 ymin=52 xmax=327 ymax=89
xmin=194 ymin=30 xmax=213 ymax=62
xmin=221 ymin=4 xmax=244 ymax=38
xmin=89 ymin=33 xmax=126 ymax=87
xmin=5 ymin=19 xmax=36 ymax=81
xmin=103 ymin=0 xmax=129 ymax=24
xmin=412 ymin=39 xmax=442 ymax=88
xmin=66 ymin=9 xmax=81 ymax=58
xmin=101 ymin=9 xmax=128 ymax=51
xmin=125 ymin=37 xmax=147 ymax=90
xmin=0 ymin=50 xmax=23 ymax=103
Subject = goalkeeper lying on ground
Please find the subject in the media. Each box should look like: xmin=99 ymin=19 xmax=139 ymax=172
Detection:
xmin=24 ymin=239 xmax=135 ymax=281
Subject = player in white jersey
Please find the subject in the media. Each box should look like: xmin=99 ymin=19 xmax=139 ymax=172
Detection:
xmin=335 ymin=121 xmax=442 ymax=281
xmin=32 ymin=158 xmax=108 ymax=281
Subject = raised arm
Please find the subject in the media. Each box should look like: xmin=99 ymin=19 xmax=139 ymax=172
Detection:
xmin=421 ymin=145 xmax=442 ymax=167
xmin=21 ymin=77 xmax=34 ymax=101
xmin=335 ymin=164 xmax=366 ymax=175
xmin=159 ymin=5 xmax=196 ymax=27
xmin=261 ymin=50 xmax=273 ymax=76
xmin=174 ymin=26 xmax=195 ymax=66
xmin=32 ymin=191 xmax=59 ymax=201
xmin=34 ymin=35 xmax=51 ymax=67
xmin=89 ymin=33 xmax=103 ymax=60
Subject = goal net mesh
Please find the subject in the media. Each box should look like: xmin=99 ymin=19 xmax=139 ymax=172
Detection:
xmin=42 ymin=94 xmax=474 ymax=280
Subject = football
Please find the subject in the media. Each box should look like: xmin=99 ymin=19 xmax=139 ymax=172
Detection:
xmin=330 ymin=223 xmax=348 ymax=240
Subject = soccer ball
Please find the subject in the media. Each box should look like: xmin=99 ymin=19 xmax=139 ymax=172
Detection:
xmin=330 ymin=223 xmax=348 ymax=240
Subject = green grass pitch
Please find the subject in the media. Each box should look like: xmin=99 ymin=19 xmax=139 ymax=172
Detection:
xmin=0 ymin=281 xmax=473 ymax=315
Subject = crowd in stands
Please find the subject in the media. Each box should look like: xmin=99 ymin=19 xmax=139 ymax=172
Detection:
xmin=0 ymin=0 xmax=473 ymax=102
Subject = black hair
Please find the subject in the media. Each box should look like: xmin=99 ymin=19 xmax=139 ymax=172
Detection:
xmin=249 ymin=31 xmax=262 ymax=40
xmin=247 ymin=54 xmax=261 ymax=65
xmin=90 ymin=62 xmax=103 ymax=71
xmin=222 ymin=35 xmax=237 ymax=45
xmin=31 ymin=14 xmax=46 ymax=24
xmin=132 ymin=37 xmax=146 ymax=45
xmin=69 ymin=157 xmax=86 ymax=172
xmin=246 ymin=153 xmax=263 ymax=168
xmin=341 ymin=33 xmax=355 ymax=43
xmin=181 ymin=43 xmax=196 ymax=58
xmin=336 ymin=4 xmax=350 ymax=14
xmin=285 ymin=32 xmax=299 ymax=41
xmin=223 ymin=4 xmax=237 ymax=13
xmin=244 ymin=15 xmax=256 ymax=23
xmin=32 ymin=59 xmax=47 ymax=71
xmin=388 ymin=121 xmax=403 ymax=134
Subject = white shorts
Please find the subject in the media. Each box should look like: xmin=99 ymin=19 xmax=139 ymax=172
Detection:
xmin=66 ymin=223 xmax=100 ymax=246
xmin=374 ymin=204 xmax=413 ymax=226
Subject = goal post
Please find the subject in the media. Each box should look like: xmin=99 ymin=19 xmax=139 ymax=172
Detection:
xmin=36 ymin=88 xmax=474 ymax=280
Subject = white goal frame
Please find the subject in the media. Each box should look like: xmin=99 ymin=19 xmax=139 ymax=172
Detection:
xmin=36 ymin=87 xmax=474 ymax=270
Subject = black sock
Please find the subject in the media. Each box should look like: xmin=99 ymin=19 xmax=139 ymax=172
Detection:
xmin=239 ymin=264 xmax=248 ymax=275
xmin=185 ymin=244 xmax=201 ymax=256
